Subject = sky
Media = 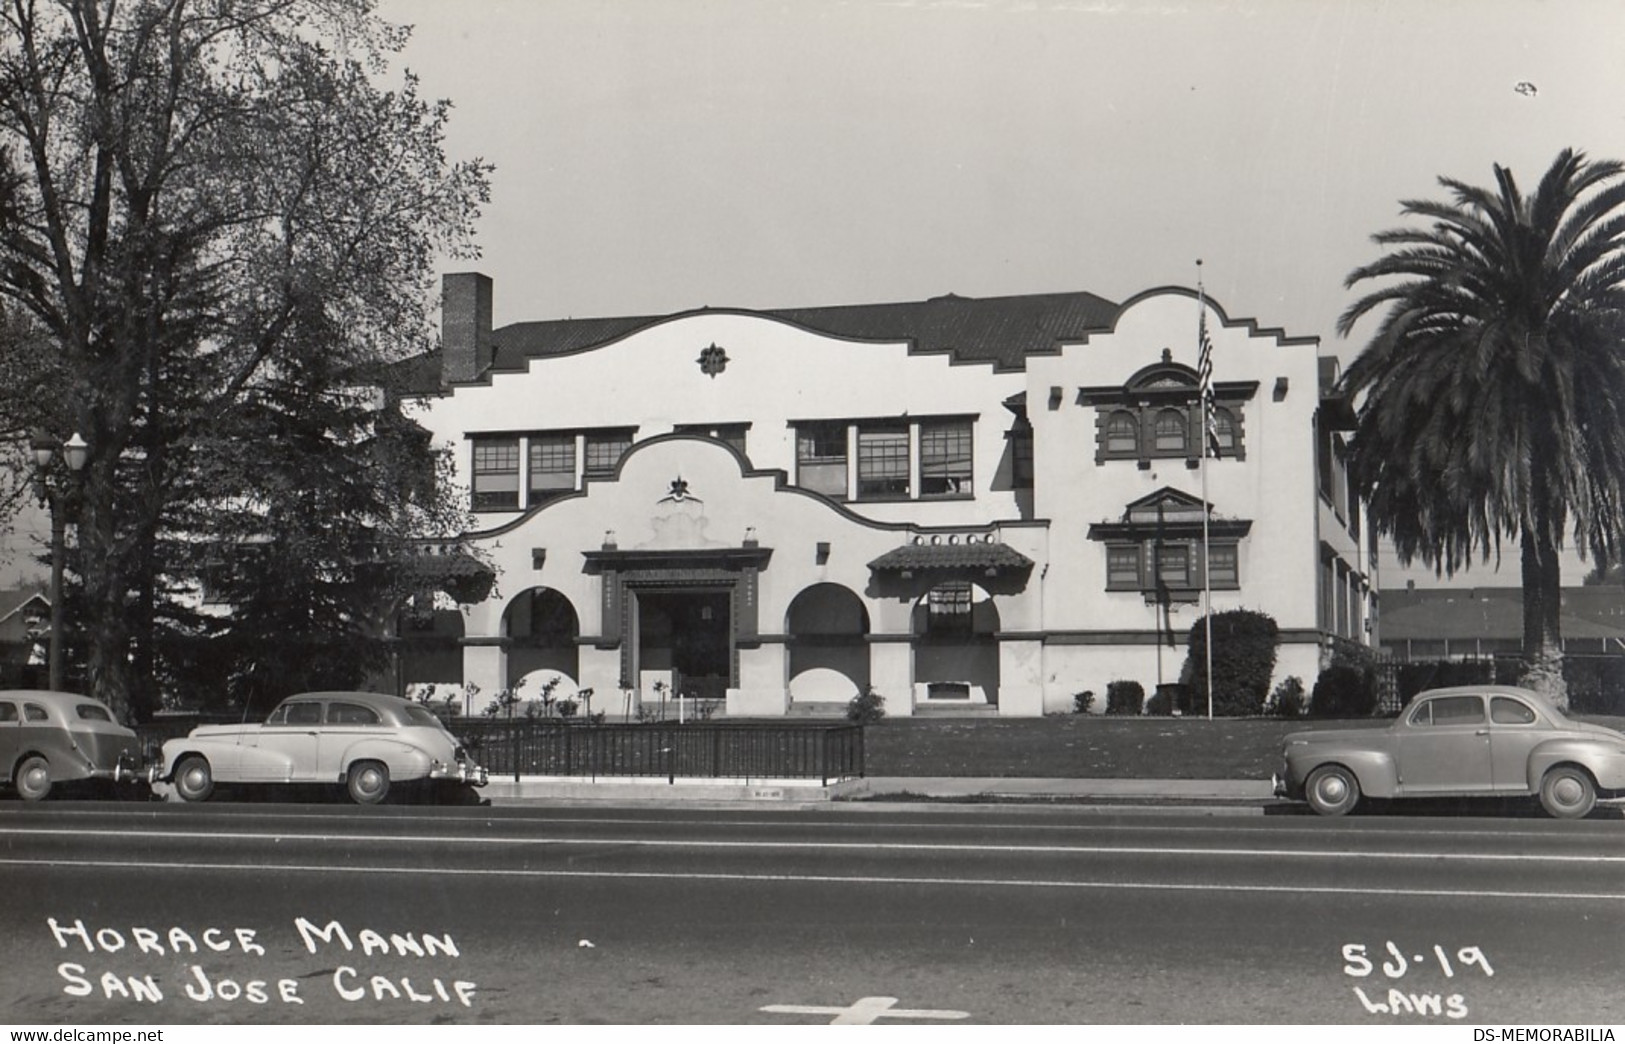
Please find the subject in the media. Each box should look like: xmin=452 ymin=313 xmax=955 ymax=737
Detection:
xmin=379 ymin=0 xmax=1624 ymax=350
xmin=368 ymin=0 xmax=1620 ymax=587
xmin=4 ymin=0 xmax=1620 ymax=588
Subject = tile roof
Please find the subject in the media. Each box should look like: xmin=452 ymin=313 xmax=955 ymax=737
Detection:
xmin=868 ymin=541 xmax=1035 ymax=573
xmin=388 ymin=289 xmax=1121 ymax=395
xmin=768 ymin=290 xmax=1120 ymax=372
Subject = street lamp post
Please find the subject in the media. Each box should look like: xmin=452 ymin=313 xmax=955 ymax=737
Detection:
xmin=31 ymin=431 xmax=89 ymax=692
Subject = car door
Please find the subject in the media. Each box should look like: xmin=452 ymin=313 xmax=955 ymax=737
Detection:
xmin=19 ymin=701 xmax=69 ymax=766
xmin=1395 ymin=694 xmax=1494 ymax=794
xmin=1487 ymin=694 xmax=1545 ymax=793
xmin=317 ymin=700 xmax=384 ymax=780
xmin=241 ymin=699 xmax=324 ymax=782
xmin=0 ymin=699 xmax=20 ymax=774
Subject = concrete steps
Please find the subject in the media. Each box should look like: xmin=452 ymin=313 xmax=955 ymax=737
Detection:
xmin=785 ymin=701 xmax=849 ymax=719
xmin=912 ymin=702 xmax=1000 ymax=717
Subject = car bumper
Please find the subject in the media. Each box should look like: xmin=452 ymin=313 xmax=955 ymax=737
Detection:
xmin=81 ymin=750 xmax=146 ymax=784
xmin=429 ymin=760 xmax=489 ymax=787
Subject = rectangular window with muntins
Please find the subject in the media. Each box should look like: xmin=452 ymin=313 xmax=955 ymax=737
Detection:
xmin=1157 ymin=544 xmax=1190 ymax=586
xmin=1107 ymin=546 xmax=1142 ymax=589
xmin=584 ymin=431 xmax=634 ymax=478
xmin=796 ymin=422 xmax=849 ymax=498
xmin=528 ymin=435 xmax=575 ymax=505
xmin=857 ymin=425 xmax=909 ymax=499
xmin=920 ymin=419 xmax=973 ymax=497
xmin=472 ymin=437 xmax=520 ymax=510
xmin=1208 ymin=544 xmax=1238 ymax=587
xmin=1009 ymin=420 xmax=1034 ymax=489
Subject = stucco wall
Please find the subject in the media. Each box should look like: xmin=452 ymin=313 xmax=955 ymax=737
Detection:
xmin=405 ymin=289 xmax=1362 ymax=716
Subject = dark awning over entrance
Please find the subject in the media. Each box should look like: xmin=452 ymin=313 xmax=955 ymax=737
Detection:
xmin=868 ymin=541 xmax=1034 ymax=575
xmin=400 ymin=544 xmax=496 ymax=604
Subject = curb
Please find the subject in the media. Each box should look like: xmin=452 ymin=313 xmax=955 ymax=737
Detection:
xmin=476 ymin=775 xmax=1277 ymax=810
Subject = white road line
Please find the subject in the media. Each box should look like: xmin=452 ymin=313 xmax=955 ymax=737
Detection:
xmin=6 ymin=807 xmax=1613 ymax=844
xmin=1 ymin=825 xmax=1620 ymax=863
xmin=1 ymin=855 xmax=1622 ymax=902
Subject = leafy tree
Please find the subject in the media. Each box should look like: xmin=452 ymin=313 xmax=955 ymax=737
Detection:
xmin=1338 ymin=150 xmax=1625 ymax=708
xmin=0 ymin=0 xmax=489 ymax=719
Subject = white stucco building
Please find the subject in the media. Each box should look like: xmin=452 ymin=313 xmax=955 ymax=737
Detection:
xmin=390 ymin=273 xmax=1373 ymax=717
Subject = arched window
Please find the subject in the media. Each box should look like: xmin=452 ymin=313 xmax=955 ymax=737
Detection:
xmin=1154 ymin=409 xmax=1186 ymax=453
xmin=1106 ymin=411 xmax=1138 ymax=454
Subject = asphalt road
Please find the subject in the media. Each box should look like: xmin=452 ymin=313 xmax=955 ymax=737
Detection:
xmin=2 ymin=800 xmax=1622 ymax=1025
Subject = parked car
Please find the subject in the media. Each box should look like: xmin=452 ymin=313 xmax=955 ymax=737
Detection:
xmin=1274 ymin=685 xmax=1625 ymax=819
xmin=148 ymin=691 xmax=488 ymax=804
xmin=1 ymin=689 xmax=143 ymax=801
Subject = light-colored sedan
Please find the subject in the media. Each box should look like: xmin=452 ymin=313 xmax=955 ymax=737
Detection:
xmin=1274 ymin=685 xmax=1625 ymax=819
xmin=149 ymin=691 xmax=488 ymax=804
xmin=1 ymin=690 xmax=143 ymax=801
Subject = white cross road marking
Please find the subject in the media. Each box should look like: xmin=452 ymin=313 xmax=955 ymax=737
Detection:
xmin=761 ymin=996 xmax=970 ymax=1025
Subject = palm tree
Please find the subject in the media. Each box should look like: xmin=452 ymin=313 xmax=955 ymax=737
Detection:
xmin=1338 ymin=149 xmax=1625 ymax=708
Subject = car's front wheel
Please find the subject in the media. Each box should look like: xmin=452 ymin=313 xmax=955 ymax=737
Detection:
xmin=346 ymin=760 xmax=390 ymax=805
xmin=15 ymin=755 xmax=51 ymax=801
xmin=173 ymin=755 xmax=215 ymax=803
xmin=1304 ymin=764 xmax=1361 ymax=816
xmin=1539 ymin=765 xmax=1595 ymax=819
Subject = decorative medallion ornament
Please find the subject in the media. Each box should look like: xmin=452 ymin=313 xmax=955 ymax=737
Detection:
xmin=697 ymin=343 xmax=730 ymax=378
xmin=660 ymin=476 xmax=701 ymax=504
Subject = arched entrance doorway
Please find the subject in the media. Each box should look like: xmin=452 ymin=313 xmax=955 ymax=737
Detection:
xmin=911 ymin=581 xmax=1000 ymax=706
xmin=786 ymin=583 xmax=870 ymax=705
xmin=503 ymin=587 xmax=581 ymax=693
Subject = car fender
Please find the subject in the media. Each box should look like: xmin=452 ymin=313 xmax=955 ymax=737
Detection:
xmin=156 ymin=741 xmax=214 ymax=780
xmin=1527 ymin=738 xmax=1625 ymax=792
xmin=336 ymin=738 xmax=436 ymax=781
xmin=15 ymin=732 xmax=96 ymax=784
xmin=1290 ymin=747 xmax=1401 ymax=798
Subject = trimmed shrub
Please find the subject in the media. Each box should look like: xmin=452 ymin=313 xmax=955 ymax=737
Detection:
xmin=1566 ymin=657 xmax=1625 ymax=714
xmin=1105 ymin=680 xmax=1145 ymax=716
xmin=1312 ymin=638 xmax=1380 ymax=716
xmin=1269 ymin=676 xmax=1306 ymax=718
xmin=1145 ymin=687 xmax=1175 ymax=716
xmin=847 ymin=685 xmax=886 ymax=724
xmin=1181 ymin=609 xmax=1280 ymax=717
xmin=1310 ymin=665 xmax=1378 ymax=718
xmin=1073 ymin=690 xmax=1097 ymax=715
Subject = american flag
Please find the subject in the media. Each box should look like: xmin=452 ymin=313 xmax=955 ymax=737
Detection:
xmin=1197 ymin=303 xmax=1220 ymax=458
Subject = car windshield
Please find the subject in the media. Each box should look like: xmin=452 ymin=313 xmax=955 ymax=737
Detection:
xmin=75 ymin=703 xmax=112 ymax=722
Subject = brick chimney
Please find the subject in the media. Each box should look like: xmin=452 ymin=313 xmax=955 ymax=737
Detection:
xmin=441 ymin=272 xmax=493 ymax=385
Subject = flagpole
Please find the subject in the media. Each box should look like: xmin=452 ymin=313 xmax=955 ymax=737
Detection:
xmin=1197 ymin=261 xmax=1214 ymax=721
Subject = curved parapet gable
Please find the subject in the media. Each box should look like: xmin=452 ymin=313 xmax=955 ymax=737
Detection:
xmin=1101 ymin=286 xmax=1321 ymax=350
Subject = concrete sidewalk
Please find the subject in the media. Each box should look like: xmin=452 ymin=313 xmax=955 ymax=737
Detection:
xmin=480 ymin=774 xmax=1276 ymax=808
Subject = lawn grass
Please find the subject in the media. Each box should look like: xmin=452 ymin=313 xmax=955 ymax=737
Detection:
xmin=861 ymin=713 xmax=1625 ymax=780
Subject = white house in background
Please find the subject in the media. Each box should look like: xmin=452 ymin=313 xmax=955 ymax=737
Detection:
xmin=387 ymin=272 xmax=1373 ymax=717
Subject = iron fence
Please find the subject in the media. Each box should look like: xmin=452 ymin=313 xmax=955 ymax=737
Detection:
xmin=451 ymin=721 xmax=865 ymax=785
